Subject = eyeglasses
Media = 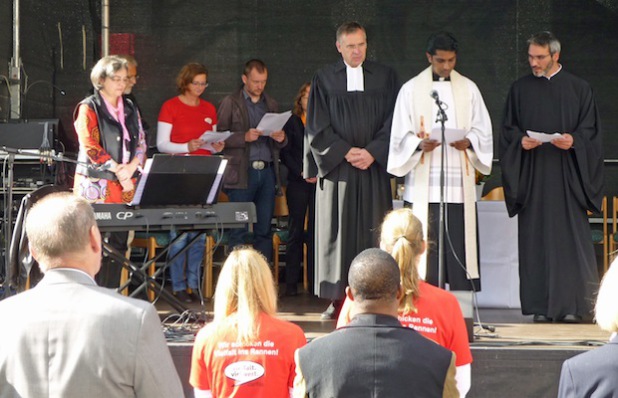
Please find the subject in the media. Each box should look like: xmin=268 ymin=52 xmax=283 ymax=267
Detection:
xmin=191 ymin=81 xmax=209 ymax=87
xmin=127 ymin=75 xmax=140 ymax=81
xmin=109 ymin=76 xmax=129 ymax=83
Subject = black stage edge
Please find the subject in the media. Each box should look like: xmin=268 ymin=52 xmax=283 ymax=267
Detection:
xmin=468 ymin=347 xmax=586 ymax=397
xmin=166 ymin=343 xmax=588 ymax=398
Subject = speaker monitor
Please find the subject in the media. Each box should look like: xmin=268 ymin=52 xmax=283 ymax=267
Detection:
xmin=0 ymin=119 xmax=57 ymax=150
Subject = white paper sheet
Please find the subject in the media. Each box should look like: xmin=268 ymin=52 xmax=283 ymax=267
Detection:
xmin=199 ymin=131 xmax=233 ymax=152
xmin=206 ymin=158 xmax=228 ymax=205
xmin=429 ymin=127 xmax=467 ymax=144
xmin=526 ymin=130 xmax=562 ymax=143
xmin=130 ymin=158 xmax=153 ymax=206
xmin=256 ymin=111 xmax=292 ymax=136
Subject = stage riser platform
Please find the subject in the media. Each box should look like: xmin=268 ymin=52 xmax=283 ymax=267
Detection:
xmin=167 ymin=344 xmax=587 ymax=398
xmin=469 ymin=347 xmax=585 ymax=397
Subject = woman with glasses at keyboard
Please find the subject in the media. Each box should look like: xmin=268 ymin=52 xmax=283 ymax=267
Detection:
xmin=73 ymin=55 xmax=147 ymax=287
xmin=156 ymin=62 xmax=225 ymax=303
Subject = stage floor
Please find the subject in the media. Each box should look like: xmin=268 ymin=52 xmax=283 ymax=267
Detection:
xmin=155 ymin=289 xmax=610 ymax=345
xmin=155 ymin=288 xmax=609 ymax=398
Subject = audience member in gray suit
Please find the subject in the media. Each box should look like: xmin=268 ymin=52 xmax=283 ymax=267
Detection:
xmin=293 ymin=248 xmax=459 ymax=398
xmin=0 ymin=192 xmax=184 ymax=398
xmin=558 ymin=259 xmax=618 ymax=397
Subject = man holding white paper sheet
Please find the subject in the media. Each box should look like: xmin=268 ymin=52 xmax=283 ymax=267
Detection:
xmin=218 ymin=59 xmax=287 ymax=263
xmin=388 ymin=31 xmax=493 ymax=291
xmin=500 ymin=31 xmax=603 ymax=323
xmin=256 ymin=110 xmax=292 ymax=136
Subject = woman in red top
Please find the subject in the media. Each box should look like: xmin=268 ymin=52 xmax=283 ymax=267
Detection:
xmin=156 ymin=63 xmax=225 ymax=302
xmin=190 ymin=248 xmax=306 ymax=398
xmin=337 ymin=208 xmax=473 ymax=397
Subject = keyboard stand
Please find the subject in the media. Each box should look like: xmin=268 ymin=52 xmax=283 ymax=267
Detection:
xmin=101 ymin=231 xmax=209 ymax=313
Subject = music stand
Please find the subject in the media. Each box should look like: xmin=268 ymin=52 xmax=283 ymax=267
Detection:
xmin=106 ymin=154 xmax=228 ymax=312
xmin=133 ymin=154 xmax=227 ymax=207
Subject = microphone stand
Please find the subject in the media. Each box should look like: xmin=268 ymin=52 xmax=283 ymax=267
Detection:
xmin=1 ymin=147 xmax=100 ymax=297
xmin=2 ymin=153 xmax=15 ymax=294
xmin=434 ymin=98 xmax=448 ymax=289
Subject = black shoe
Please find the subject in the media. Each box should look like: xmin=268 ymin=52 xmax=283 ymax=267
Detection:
xmin=533 ymin=314 xmax=552 ymax=323
xmin=321 ymin=302 xmax=338 ymax=320
xmin=173 ymin=290 xmax=193 ymax=303
xmin=189 ymin=291 xmax=202 ymax=303
xmin=560 ymin=314 xmax=582 ymax=324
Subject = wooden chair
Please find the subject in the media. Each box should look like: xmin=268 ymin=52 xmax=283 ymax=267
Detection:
xmin=272 ymin=187 xmax=289 ymax=289
xmin=272 ymin=189 xmax=310 ymax=292
xmin=124 ymin=231 xmax=169 ymax=301
xmin=590 ymin=196 xmax=608 ymax=273
xmin=609 ymin=196 xmax=618 ymax=267
xmin=203 ymin=191 xmax=232 ymax=298
xmin=481 ymin=186 xmax=505 ymax=201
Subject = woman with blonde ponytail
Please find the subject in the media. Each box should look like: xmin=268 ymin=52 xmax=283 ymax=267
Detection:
xmin=337 ymin=208 xmax=472 ymax=397
xmin=190 ymin=248 xmax=306 ymax=398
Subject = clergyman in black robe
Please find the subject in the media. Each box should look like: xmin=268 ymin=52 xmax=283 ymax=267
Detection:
xmin=500 ymin=31 xmax=603 ymax=323
xmin=304 ymin=22 xmax=398 ymax=313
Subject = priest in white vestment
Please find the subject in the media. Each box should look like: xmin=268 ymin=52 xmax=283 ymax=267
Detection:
xmin=388 ymin=32 xmax=493 ymax=291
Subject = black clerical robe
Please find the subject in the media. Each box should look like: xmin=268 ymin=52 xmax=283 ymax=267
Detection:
xmin=500 ymin=69 xmax=603 ymax=320
xmin=305 ymin=60 xmax=398 ymax=300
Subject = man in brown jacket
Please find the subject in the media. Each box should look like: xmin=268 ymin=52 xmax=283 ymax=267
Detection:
xmin=217 ymin=59 xmax=287 ymax=262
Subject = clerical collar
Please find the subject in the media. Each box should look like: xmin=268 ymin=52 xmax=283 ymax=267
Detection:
xmin=344 ymin=61 xmax=364 ymax=92
xmin=433 ymin=73 xmax=450 ymax=82
xmin=540 ymin=64 xmax=562 ymax=80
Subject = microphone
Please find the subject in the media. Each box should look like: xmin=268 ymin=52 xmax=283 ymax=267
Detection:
xmin=24 ymin=80 xmax=66 ymax=96
xmin=430 ymin=90 xmax=448 ymax=110
xmin=1 ymin=146 xmax=23 ymax=154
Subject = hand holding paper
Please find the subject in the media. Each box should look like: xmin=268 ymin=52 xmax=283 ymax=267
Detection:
xmin=256 ymin=111 xmax=292 ymax=136
xmin=270 ymin=130 xmax=285 ymax=143
xmin=430 ymin=127 xmax=467 ymax=144
xmin=199 ymin=130 xmax=232 ymax=152
xmin=526 ymin=130 xmax=562 ymax=143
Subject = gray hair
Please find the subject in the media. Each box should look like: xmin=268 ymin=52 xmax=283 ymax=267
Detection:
xmin=336 ymin=21 xmax=366 ymax=43
xmin=90 ymin=55 xmax=128 ymax=90
xmin=527 ymin=31 xmax=561 ymax=55
xmin=25 ymin=192 xmax=96 ymax=271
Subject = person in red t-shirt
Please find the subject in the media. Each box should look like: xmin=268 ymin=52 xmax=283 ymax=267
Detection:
xmin=337 ymin=208 xmax=472 ymax=397
xmin=156 ymin=63 xmax=225 ymax=302
xmin=191 ymin=248 xmax=306 ymax=398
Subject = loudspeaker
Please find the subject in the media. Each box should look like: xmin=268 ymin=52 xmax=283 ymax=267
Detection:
xmin=0 ymin=119 xmax=57 ymax=150
xmin=451 ymin=290 xmax=474 ymax=342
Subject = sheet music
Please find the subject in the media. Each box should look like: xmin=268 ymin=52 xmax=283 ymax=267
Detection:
xmin=130 ymin=158 xmax=153 ymax=206
xmin=199 ymin=130 xmax=233 ymax=152
xmin=429 ymin=127 xmax=467 ymax=144
xmin=256 ymin=111 xmax=292 ymax=136
xmin=206 ymin=158 xmax=228 ymax=205
xmin=526 ymin=130 xmax=562 ymax=143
